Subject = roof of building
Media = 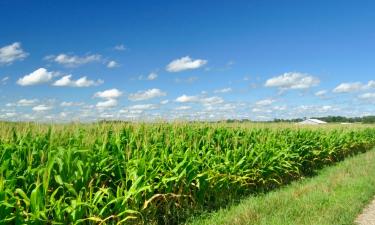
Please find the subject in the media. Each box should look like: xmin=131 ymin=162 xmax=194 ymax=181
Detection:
xmin=298 ymin=118 xmax=327 ymax=124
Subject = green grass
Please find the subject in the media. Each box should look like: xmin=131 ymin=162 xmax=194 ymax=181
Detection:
xmin=189 ymin=148 xmax=375 ymax=225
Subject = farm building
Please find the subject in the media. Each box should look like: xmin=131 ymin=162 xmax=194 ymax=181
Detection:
xmin=298 ymin=118 xmax=327 ymax=125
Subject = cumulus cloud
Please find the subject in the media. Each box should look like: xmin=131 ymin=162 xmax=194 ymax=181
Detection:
xmin=255 ymin=99 xmax=275 ymax=106
xmin=45 ymin=53 xmax=101 ymax=67
xmin=96 ymin=99 xmax=118 ymax=109
xmin=265 ymin=72 xmax=320 ymax=90
xmin=252 ymin=107 xmax=272 ymax=113
xmin=166 ymin=56 xmax=207 ymax=72
xmin=17 ymin=99 xmax=38 ymax=106
xmin=358 ymin=93 xmax=375 ymax=102
xmin=32 ymin=104 xmax=52 ymax=112
xmin=128 ymin=104 xmax=158 ymax=110
xmin=60 ymin=101 xmax=84 ymax=107
xmin=315 ymin=90 xmax=327 ymax=97
xmin=136 ymin=72 xmax=158 ymax=81
xmin=0 ymin=112 xmax=17 ymax=119
xmin=53 ymin=75 xmax=103 ymax=87
xmin=94 ymin=89 xmax=122 ymax=109
xmin=128 ymin=88 xmax=166 ymax=101
xmin=175 ymin=106 xmax=192 ymax=110
xmin=273 ymin=105 xmax=287 ymax=111
xmin=107 ymin=60 xmax=119 ymax=68
xmin=160 ymin=100 xmax=169 ymax=104
xmin=332 ymin=82 xmax=363 ymax=93
xmin=17 ymin=68 xmax=54 ymax=86
xmin=332 ymin=80 xmax=375 ymax=93
xmin=94 ymin=88 xmax=122 ymax=99
xmin=293 ymin=104 xmax=340 ymax=115
xmin=214 ymin=87 xmax=232 ymax=93
xmin=201 ymin=96 xmax=224 ymax=105
xmin=1 ymin=76 xmax=9 ymax=85
xmin=0 ymin=42 xmax=28 ymax=65
xmin=147 ymin=72 xmax=158 ymax=80
xmin=175 ymin=94 xmax=223 ymax=105
xmin=175 ymin=95 xmax=199 ymax=103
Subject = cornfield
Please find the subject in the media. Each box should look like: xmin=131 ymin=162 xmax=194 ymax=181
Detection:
xmin=0 ymin=122 xmax=375 ymax=224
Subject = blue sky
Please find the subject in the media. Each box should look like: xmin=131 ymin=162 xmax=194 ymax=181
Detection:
xmin=1 ymin=0 xmax=375 ymax=121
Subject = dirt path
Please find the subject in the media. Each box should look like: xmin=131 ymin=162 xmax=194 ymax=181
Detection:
xmin=356 ymin=198 xmax=375 ymax=225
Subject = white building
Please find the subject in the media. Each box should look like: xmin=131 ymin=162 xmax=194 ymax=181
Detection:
xmin=298 ymin=118 xmax=327 ymax=125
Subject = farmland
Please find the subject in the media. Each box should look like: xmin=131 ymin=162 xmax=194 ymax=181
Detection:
xmin=1 ymin=122 xmax=375 ymax=224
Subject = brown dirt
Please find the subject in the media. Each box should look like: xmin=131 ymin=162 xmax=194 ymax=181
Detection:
xmin=356 ymin=198 xmax=375 ymax=225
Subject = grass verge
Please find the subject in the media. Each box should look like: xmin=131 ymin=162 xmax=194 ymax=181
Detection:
xmin=188 ymin=148 xmax=375 ymax=225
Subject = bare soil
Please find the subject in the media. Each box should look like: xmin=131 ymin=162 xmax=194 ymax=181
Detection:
xmin=356 ymin=198 xmax=375 ymax=225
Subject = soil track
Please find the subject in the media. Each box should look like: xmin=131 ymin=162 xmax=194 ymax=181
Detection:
xmin=356 ymin=198 xmax=375 ymax=225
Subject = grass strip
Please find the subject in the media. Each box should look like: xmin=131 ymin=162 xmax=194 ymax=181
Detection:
xmin=189 ymin=148 xmax=375 ymax=225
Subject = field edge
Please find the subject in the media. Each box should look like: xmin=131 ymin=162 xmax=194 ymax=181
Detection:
xmin=188 ymin=148 xmax=375 ymax=225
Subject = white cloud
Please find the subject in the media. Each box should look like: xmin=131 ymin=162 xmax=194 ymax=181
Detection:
xmin=94 ymin=88 xmax=122 ymax=109
xmin=17 ymin=99 xmax=38 ymax=106
xmin=94 ymin=88 xmax=122 ymax=99
xmin=99 ymin=113 xmax=115 ymax=119
xmin=290 ymin=104 xmax=341 ymax=118
xmin=315 ymin=90 xmax=327 ymax=97
xmin=367 ymin=80 xmax=375 ymax=88
xmin=114 ymin=44 xmax=126 ymax=51
xmin=53 ymin=75 xmax=103 ymax=87
xmin=96 ymin=99 xmax=118 ymax=109
xmin=273 ymin=105 xmax=287 ymax=111
xmin=119 ymin=109 xmax=143 ymax=115
xmin=0 ymin=42 xmax=28 ymax=65
xmin=6 ymin=112 xmax=17 ymax=117
xmin=17 ymin=68 xmax=54 ymax=86
xmin=265 ymin=72 xmax=320 ymax=90
xmin=160 ymin=100 xmax=169 ymax=104
xmin=333 ymin=82 xmax=363 ymax=93
xmin=107 ymin=60 xmax=119 ymax=68
xmin=201 ymin=96 xmax=224 ymax=105
xmin=175 ymin=106 xmax=192 ymax=110
xmin=1 ymin=76 xmax=9 ymax=85
xmin=321 ymin=105 xmax=333 ymax=111
xmin=214 ymin=87 xmax=232 ymax=93
xmin=136 ymin=72 xmax=158 ymax=81
xmin=0 ymin=112 xmax=17 ymax=119
xmin=46 ymin=54 xmax=101 ymax=67
xmin=175 ymin=95 xmax=199 ymax=103
xmin=332 ymin=80 xmax=375 ymax=93
xmin=252 ymin=107 xmax=272 ymax=113
xmin=32 ymin=104 xmax=52 ymax=112
xmin=128 ymin=104 xmax=158 ymax=110
xmin=94 ymin=89 xmax=122 ymax=109
xmin=60 ymin=101 xmax=84 ymax=107
xmin=175 ymin=95 xmax=224 ymax=105
xmin=358 ymin=93 xmax=375 ymax=102
xmin=166 ymin=56 xmax=207 ymax=72
xmin=255 ymin=99 xmax=275 ymax=106
xmin=147 ymin=72 xmax=158 ymax=80
xmin=128 ymin=88 xmax=166 ymax=101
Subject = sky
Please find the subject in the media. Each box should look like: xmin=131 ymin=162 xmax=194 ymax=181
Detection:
xmin=1 ymin=0 xmax=375 ymax=122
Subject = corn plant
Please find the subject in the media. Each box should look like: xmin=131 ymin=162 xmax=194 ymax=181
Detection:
xmin=0 ymin=122 xmax=375 ymax=224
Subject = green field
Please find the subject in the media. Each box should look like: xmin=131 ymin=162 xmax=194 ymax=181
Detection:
xmin=189 ymin=147 xmax=375 ymax=225
xmin=0 ymin=122 xmax=375 ymax=224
